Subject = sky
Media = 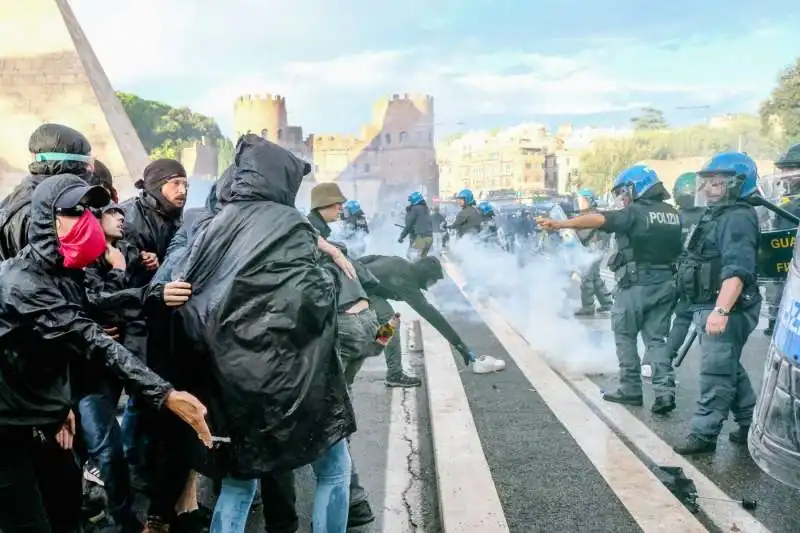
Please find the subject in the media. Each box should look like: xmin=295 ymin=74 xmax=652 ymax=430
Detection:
xmin=71 ymin=0 xmax=800 ymax=139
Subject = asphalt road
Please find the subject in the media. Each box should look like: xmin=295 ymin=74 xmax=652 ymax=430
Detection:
xmin=429 ymin=279 xmax=643 ymax=533
xmin=193 ymin=353 xmax=439 ymax=533
xmin=587 ymin=318 xmax=800 ymax=533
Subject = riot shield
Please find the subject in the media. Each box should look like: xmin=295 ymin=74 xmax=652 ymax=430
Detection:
xmin=758 ymin=228 xmax=797 ymax=281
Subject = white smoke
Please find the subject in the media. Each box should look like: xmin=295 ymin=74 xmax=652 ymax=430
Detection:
xmin=444 ymin=230 xmax=620 ymax=377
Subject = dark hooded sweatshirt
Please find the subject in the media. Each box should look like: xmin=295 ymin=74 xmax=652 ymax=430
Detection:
xmin=120 ymin=161 xmax=185 ymax=288
xmin=358 ymin=255 xmax=471 ymax=357
xmin=0 ymin=174 xmax=172 ymax=428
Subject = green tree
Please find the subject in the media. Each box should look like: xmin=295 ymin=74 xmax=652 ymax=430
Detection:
xmin=217 ymin=137 xmax=235 ymax=175
xmin=631 ymin=107 xmax=669 ymax=131
xmin=578 ymin=114 xmax=781 ymax=191
xmin=759 ymin=57 xmax=800 ymax=142
xmin=117 ymin=91 xmax=225 ymax=161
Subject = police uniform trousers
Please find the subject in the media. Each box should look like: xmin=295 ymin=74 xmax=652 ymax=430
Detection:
xmin=579 ymin=258 xmax=613 ymax=311
xmin=611 ymin=271 xmax=676 ymax=398
xmin=689 ymin=305 xmax=759 ymax=442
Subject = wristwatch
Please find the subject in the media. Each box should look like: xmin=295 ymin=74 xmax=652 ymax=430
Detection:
xmin=713 ymin=306 xmax=730 ymax=316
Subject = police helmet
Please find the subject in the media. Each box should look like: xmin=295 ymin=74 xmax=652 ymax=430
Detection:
xmin=408 ymin=191 xmax=425 ymax=206
xmin=672 ymin=172 xmax=697 ymax=210
xmin=611 ymin=164 xmax=660 ymax=206
xmin=457 ymin=188 xmax=475 ymax=205
xmin=343 ymin=199 xmax=362 ymax=217
xmin=477 ymin=201 xmax=494 ymax=216
xmin=696 ymin=152 xmax=758 ymax=207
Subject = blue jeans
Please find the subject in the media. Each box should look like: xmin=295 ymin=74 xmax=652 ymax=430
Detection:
xmin=211 ymin=439 xmax=352 ymax=533
xmin=120 ymin=397 xmax=146 ymax=475
xmin=78 ymin=380 xmax=136 ymax=528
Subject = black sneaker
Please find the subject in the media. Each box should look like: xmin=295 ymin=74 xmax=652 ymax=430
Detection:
xmin=385 ymin=373 xmax=422 ymax=388
xmin=651 ymin=396 xmax=676 ymax=415
xmin=764 ymin=319 xmax=775 ymax=336
xmin=673 ymin=435 xmax=717 ymax=455
xmin=574 ymin=308 xmax=595 ymax=317
xmin=347 ymin=500 xmax=375 ymax=528
xmin=729 ymin=425 xmax=750 ymax=445
xmin=602 ymin=389 xmax=643 ymax=406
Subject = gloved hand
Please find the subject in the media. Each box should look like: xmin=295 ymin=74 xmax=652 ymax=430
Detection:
xmin=398 ymin=236 xmax=404 ymax=243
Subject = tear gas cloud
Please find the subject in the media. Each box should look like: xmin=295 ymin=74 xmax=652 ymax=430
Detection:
xmin=333 ymin=208 xmax=621 ymax=377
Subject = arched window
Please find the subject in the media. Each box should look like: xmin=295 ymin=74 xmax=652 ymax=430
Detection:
xmin=399 ymin=131 xmax=408 ymax=143
xmin=277 ymin=129 xmax=283 ymax=140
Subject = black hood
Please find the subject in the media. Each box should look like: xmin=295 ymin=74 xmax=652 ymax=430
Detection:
xmin=28 ymin=174 xmax=93 ymax=268
xmin=204 ymin=182 xmax=220 ymax=214
xmin=217 ymin=166 xmax=234 ymax=206
xmin=410 ymin=256 xmax=444 ymax=289
xmin=228 ymin=134 xmax=311 ymax=206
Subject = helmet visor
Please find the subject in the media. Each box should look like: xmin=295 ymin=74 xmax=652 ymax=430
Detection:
xmin=695 ymin=172 xmax=739 ymax=208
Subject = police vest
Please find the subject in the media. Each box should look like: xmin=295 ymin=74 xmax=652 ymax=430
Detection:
xmin=678 ymin=208 xmax=704 ymax=249
xmin=676 ymin=203 xmax=757 ymax=306
xmin=607 ymin=199 xmax=682 ymax=286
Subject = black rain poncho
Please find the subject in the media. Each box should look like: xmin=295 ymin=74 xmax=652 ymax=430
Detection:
xmin=0 ymin=175 xmax=172 ymax=428
xmin=175 ymin=135 xmax=355 ymax=477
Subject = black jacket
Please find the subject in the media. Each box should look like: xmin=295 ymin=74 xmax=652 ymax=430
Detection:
xmin=120 ymin=192 xmax=182 ymax=288
xmin=175 ymin=135 xmax=355 ymax=477
xmin=451 ymin=205 xmax=483 ymax=237
xmin=401 ymin=203 xmax=433 ymax=240
xmin=0 ymin=175 xmax=172 ymax=428
xmin=359 ymin=255 xmax=470 ymax=357
xmin=0 ymin=174 xmax=50 ymax=260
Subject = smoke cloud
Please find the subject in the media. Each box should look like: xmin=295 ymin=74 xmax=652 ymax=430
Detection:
xmin=443 ymin=232 xmax=620 ymax=376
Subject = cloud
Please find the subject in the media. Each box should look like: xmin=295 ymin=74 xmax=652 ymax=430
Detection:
xmin=68 ymin=1 xmax=797 ymax=137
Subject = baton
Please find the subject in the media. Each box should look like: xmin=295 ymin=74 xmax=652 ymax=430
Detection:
xmin=673 ymin=328 xmax=698 ymax=367
xmin=747 ymin=196 xmax=800 ymax=225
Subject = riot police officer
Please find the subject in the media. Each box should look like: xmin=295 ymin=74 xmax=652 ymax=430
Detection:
xmin=673 ymin=152 xmax=762 ymax=455
xmin=477 ymin=201 xmax=499 ymax=243
xmin=341 ymin=199 xmax=369 ymax=258
xmin=449 ymin=188 xmax=483 ymax=237
xmin=763 ymin=144 xmax=800 ymax=335
xmin=538 ymin=165 xmax=682 ymax=414
xmin=399 ymin=191 xmax=434 ymax=260
xmin=572 ymin=188 xmax=614 ymax=317
xmin=663 ymin=173 xmax=705 ymax=360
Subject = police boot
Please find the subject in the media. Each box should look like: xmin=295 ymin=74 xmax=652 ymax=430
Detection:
xmin=651 ymin=395 xmax=676 ymax=415
xmin=764 ymin=319 xmax=775 ymax=336
xmin=673 ymin=435 xmax=717 ymax=455
xmin=728 ymin=425 xmax=750 ymax=445
xmin=574 ymin=307 xmax=595 ymax=317
xmin=602 ymin=389 xmax=643 ymax=406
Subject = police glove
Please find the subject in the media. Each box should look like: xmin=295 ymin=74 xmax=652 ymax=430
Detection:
xmin=398 ymin=236 xmax=404 ymax=243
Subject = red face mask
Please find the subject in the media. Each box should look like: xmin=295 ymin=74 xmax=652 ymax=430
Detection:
xmin=58 ymin=210 xmax=107 ymax=269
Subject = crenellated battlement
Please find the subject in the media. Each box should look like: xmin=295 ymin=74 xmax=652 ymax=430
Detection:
xmin=234 ymin=94 xmax=287 ymax=105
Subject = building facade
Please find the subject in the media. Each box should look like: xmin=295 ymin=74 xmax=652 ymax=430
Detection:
xmin=233 ymin=93 xmax=437 ymax=212
xmin=437 ymin=125 xmax=554 ymax=199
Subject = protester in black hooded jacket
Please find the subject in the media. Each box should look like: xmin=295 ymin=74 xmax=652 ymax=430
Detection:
xmin=0 ymin=123 xmax=93 ymax=260
xmin=120 ymin=159 xmax=188 ymax=288
xmin=359 ymin=255 xmax=475 ymax=366
xmin=0 ymin=174 xmax=211 ymax=533
xmin=86 ymin=159 xmax=120 ymax=204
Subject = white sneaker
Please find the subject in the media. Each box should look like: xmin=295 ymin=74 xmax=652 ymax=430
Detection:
xmin=471 ymin=355 xmax=506 ymax=374
xmin=84 ymin=465 xmax=104 ymax=487
xmin=641 ymin=364 xmax=653 ymax=379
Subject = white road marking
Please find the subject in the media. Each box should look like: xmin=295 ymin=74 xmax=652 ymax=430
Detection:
xmin=419 ymin=308 xmax=510 ymax=532
xmin=442 ymin=259 xmax=710 ymax=533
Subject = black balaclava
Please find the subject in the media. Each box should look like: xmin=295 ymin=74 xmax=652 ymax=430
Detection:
xmin=135 ymin=158 xmax=187 ymax=218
